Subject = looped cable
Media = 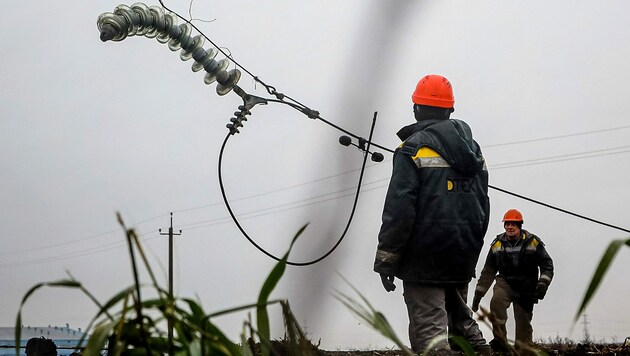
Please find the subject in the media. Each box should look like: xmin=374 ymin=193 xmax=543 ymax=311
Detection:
xmin=217 ymin=113 xmax=380 ymax=266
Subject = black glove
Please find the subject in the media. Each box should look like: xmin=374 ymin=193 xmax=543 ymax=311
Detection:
xmin=380 ymin=274 xmax=396 ymax=292
xmin=536 ymin=281 xmax=548 ymax=300
xmin=471 ymin=293 xmax=483 ymax=312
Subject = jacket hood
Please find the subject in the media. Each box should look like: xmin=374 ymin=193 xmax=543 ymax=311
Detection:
xmin=397 ymin=119 xmax=485 ymax=175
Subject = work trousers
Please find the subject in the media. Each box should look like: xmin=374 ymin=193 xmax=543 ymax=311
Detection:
xmin=490 ymin=277 xmax=534 ymax=348
xmin=403 ymin=282 xmax=486 ymax=352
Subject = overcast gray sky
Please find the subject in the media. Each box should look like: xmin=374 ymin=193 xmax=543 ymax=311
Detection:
xmin=1 ymin=0 xmax=629 ymax=350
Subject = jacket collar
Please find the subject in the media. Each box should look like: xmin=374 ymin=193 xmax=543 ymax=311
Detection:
xmin=497 ymin=229 xmax=532 ymax=243
xmin=396 ymin=119 xmax=445 ymax=141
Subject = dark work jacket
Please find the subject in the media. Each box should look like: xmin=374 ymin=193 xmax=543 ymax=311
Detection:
xmin=373 ymin=119 xmax=490 ymax=285
xmin=475 ymin=230 xmax=554 ymax=300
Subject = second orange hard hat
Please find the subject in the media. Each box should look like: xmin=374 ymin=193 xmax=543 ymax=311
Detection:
xmin=502 ymin=209 xmax=524 ymax=223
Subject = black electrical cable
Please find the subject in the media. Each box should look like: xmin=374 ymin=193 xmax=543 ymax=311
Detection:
xmin=489 ymin=185 xmax=630 ymax=234
xmin=217 ymin=113 xmax=379 ymax=266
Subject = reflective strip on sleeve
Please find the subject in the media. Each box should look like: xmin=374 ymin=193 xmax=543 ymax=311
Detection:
xmin=412 ymin=146 xmax=450 ymax=168
xmin=376 ymin=249 xmax=401 ymax=264
xmin=540 ymin=274 xmax=552 ymax=283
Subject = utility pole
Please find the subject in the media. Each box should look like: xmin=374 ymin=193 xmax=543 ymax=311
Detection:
xmin=159 ymin=212 xmax=182 ymax=356
xmin=581 ymin=313 xmax=591 ymax=343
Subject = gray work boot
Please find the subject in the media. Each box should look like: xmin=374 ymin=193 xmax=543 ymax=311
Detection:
xmin=490 ymin=338 xmax=510 ymax=353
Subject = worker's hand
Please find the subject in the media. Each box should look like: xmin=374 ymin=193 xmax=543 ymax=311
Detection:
xmin=536 ymin=281 xmax=548 ymax=300
xmin=380 ymin=274 xmax=396 ymax=292
xmin=471 ymin=293 xmax=483 ymax=312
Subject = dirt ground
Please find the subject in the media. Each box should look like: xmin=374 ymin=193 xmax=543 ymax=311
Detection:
xmin=316 ymin=342 xmax=630 ymax=355
xmin=265 ymin=339 xmax=630 ymax=355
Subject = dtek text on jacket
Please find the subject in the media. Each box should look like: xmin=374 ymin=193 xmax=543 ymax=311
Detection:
xmin=374 ymin=118 xmax=490 ymax=285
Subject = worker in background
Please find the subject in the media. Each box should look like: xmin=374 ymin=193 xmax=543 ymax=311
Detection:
xmin=25 ymin=337 xmax=58 ymax=356
xmin=472 ymin=208 xmax=554 ymax=352
xmin=374 ymin=74 xmax=491 ymax=354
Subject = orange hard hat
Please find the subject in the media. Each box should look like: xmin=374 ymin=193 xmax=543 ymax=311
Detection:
xmin=411 ymin=74 xmax=455 ymax=108
xmin=502 ymin=209 xmax=524 ymax=223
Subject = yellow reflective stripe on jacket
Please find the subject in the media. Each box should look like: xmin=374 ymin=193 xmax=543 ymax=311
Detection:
xmin=492 ymin=234 xmax=539 ymax=253
xmin=411 ymin=146 xmax=450 ymax=168
xmin=526 ymin=238 xmax=539 ymax=251
xmin=491 ymin=240 xmax=503 ymax=252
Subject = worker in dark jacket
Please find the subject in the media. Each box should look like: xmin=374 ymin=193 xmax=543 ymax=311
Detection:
xmin=374 ymin=74 xmax=491 ymax=354
xmin=472 ymin=208 xmax=554 ymax=352
xmin=25 ymin=337 xmax=58 ymax=356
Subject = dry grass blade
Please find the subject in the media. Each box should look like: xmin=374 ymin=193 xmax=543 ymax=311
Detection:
xmin=256 ymin=223 xmax=307 ymax=356
xmin=334 ymin=276 xmax=414 ymax=356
